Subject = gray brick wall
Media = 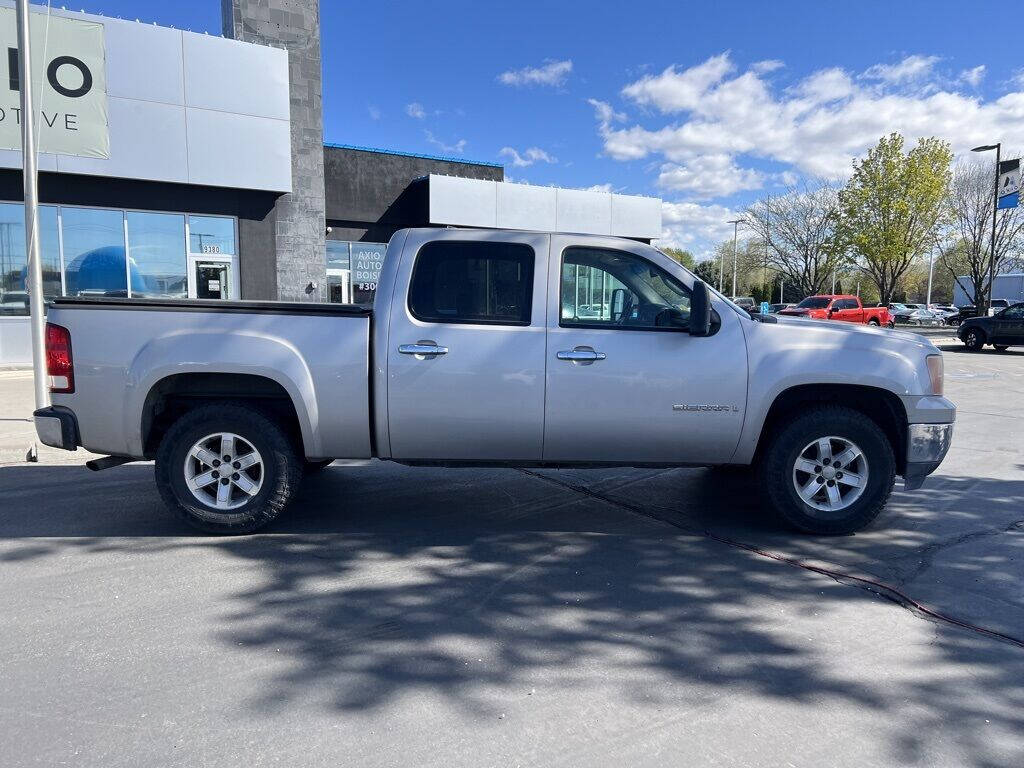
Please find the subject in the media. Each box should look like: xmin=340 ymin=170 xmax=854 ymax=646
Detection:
xmin=223 ymin=0 xmax=326 ymax=302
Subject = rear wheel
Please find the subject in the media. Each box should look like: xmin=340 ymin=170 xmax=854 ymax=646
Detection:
xmin=155 ymin=402 xmax=302 ymax=534
xmin=962 ymin=328 xmax=986 ymax=351
xmin=868 ymin=319 xmax=880 ymax=326
xmin=759 ymin=405 xmax=895 ymax=535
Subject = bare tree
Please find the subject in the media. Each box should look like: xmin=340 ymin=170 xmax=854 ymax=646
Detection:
xmin=745 ymin=181 xmax=846 ymax=298
xmin=942 ymin=159 xmax=1024 ymax=307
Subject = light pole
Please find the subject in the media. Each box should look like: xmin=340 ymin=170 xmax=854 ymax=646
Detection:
xmin=971 ymin=143 xmax=1000 ymax=315
xmin=925 ymin=242 xmax=937 ymax=308
xmin=727 ymin=218 xmax=743 ymax=298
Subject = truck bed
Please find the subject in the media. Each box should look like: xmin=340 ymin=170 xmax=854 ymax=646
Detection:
xmin=47 ymin=297 xmax=373 ymax=460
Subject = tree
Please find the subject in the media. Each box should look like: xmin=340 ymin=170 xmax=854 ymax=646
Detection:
xmin=837 ymin=133 xmax=953 ymax=303
xmin=941 ymin=159 xmax=1024 ymax=307
xmin=745 ymin=181 xmax=846 ymax=299
xmin=661 ymin=246 xmax=696 ymax=270
xmin=693 ymin=257 xmax=721 ymax=287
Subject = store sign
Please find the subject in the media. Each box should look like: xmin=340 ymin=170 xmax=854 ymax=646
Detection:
xmin=0 ymin=8 xmax=108 ymax=158
xmin=351 ymin=243 xmax=387 ymax=292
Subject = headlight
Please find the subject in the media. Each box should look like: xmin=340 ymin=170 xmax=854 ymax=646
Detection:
xmin=926 ymin=354 xmax=944 ymax=395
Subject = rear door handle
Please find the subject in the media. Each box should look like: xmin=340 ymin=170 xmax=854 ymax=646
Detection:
xmin=557 ymin=348 xmax=606 ymax=362
xmin=399 ymin=343 xmax=448 ymax=356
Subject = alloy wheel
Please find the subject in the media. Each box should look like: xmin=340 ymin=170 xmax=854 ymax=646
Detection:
xmin=792 ymin=436 xmax=869 ymax=515
xmin=183 ymin=432 xmax=264 ymax=510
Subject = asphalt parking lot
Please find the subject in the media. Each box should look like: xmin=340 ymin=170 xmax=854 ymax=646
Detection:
xmin=1 ymin=338 xmax=1022 ymax=768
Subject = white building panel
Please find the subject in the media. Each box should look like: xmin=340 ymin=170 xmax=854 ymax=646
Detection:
xmin=496 ymin=183 xmax=556 ymax=231
xmin=183 ymin=33 xmax=290 ymax=121
xmin=429 ymin=175 xmax=497 ymax=228
xmin=104 ymin=17 xmax=184 ymax=105
xmin=556 ymin=188 xmax=612 ymax=235
xmin=611 ymin=193 xmax=662 ymax=239
xmin=429 ymin=176 xmax=661 ymax=238
xmin=185 ymin=108 xmax=292 ymax=191
xmin=57 ymin=97 xmax=188 ymax=183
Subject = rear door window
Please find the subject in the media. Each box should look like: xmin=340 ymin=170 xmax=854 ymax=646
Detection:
xmin=408 ymin=241 xmax=534 ymax=325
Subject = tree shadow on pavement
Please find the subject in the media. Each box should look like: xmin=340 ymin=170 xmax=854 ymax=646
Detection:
xmin=0 ymin=462 xmax=1022 ymax=765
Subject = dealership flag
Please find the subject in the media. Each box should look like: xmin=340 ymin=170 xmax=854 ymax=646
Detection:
xmin=0 ymin=8 xmax=108 ymax=158
xmin=998 ymin=158 xmax=1020 ymax=210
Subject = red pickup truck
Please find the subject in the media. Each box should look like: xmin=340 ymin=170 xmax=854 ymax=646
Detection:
xmin=777 ymin=295 xmax=892 ymax=327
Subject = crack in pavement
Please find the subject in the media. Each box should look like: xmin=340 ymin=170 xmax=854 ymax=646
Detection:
xmin=897 ymin=518 xmax=1024 ymax=587
xmin=518 ymin=469 xmax=1024 ymax=651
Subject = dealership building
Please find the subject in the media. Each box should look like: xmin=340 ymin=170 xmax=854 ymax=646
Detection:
xmin=0 ymin=0 xmax=662 ymax=364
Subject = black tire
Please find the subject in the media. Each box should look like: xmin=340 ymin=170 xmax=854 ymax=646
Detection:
xmin=155 ymin=402 xmax=302 ymax=534
xmin=868 ymin=319 xmax=880 ymax=327
xmin=886 ymin=320 xmax=895 ymax=329
xmin=962 ymin=327 xmax=986 ymax=351
xmin=304 ymin=459 xmax=334 ymax=474
xmin=994 ymin=345 xmax=1009 ymax=352
xmin=759 ymin=405 xmax=895 ymax=535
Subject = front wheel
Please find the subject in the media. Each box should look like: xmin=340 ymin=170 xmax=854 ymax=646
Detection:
xmin=868 ymin=319 xmax=880 ymax=327
xmin=759 ymin=405 xmax=895 ymax=535
xmin=155 ymin=402 xmax=302 ymax=534
xmin=962 ymin=328 xmax=986 ymax=352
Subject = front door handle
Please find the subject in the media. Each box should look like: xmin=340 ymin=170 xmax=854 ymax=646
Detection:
xmin=557 ymin=348 xmax=606 ymax=362
xmin=399 ymin=342 xmax=448 ymax=356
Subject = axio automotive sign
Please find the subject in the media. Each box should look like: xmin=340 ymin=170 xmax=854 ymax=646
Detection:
xmin=0 ymin=8 xmax=108 ymax=158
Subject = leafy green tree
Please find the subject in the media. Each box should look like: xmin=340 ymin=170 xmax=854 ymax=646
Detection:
xmin=837 ymin=133 xmax=953 ymax=303
xmin=660 ymin=246 xmax=696 ymax=269
xmin=693 ymin=257 xmax=721 ymax=287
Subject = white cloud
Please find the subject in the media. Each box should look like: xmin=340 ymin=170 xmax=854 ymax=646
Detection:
xmin=658 ymin=200 xmax=741 ymax=256
xmin=499 ymin=146 xmax=557 ymax=167
xmin=752 ymin=59 xmax=784 ymax=75
xmin=861 ymin=55 xmax=940 ymax=84
xmin=498 ymin=59 xmax=573 ymax=87
xmin=621 ymin=53 xmax=734 ymax=113
xmin=406 ymin=102 xmax=426 ymax=119
xmin=587 ymin=98 xmax=626 ymax=127
xmin=656 ymin=154 xmax=764 ymax=199
xmin=580 ymin=183 xmax=614 ymax=193
xmin=424 ymin=131 xmax=467 ymax=155
xmin=960 ymin=65 xmax=985 ymax=87
xmin=591 ymin=51 xmax=1024 ymax=183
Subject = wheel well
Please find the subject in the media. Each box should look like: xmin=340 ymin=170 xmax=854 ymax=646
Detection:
xmin=142 ymin=373 xmax=303 ymax=458
xmin=754 ymin=384 xmax=907 ymax=474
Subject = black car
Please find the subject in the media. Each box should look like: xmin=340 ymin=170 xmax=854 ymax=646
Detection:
xmin=957 ymin=302 xmax=1024 ymax=351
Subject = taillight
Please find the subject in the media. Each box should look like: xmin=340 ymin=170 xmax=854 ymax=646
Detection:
xmin=45 ymin=322 xmax=74 ymax=393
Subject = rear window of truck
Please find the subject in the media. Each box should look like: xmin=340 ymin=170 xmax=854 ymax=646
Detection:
xmin=408 ymin=241 xmax=534 ymax=325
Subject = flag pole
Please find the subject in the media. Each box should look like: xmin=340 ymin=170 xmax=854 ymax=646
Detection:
xmin=16 ymin=0 xmax=48 ymax=410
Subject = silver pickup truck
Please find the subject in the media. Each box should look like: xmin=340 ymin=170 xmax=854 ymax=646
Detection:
xmin=34 ymin=227 xmax=955 ymax=535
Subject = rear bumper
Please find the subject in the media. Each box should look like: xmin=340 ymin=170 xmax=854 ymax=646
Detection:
xmin=33 ymin=406 xmax=79 ymax=451
xmin=903 ymin=422 xmax=954 ymax=491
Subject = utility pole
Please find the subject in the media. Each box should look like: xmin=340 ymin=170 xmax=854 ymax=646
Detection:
xmin=727 ymin=218 xmax=743 ymax=298
xmin=971 ymin=142 xmax=1001 ymax=315
xmin=926 ymin=243 xmax=936 ymax=308
xmin=16 ymin=0 xmax=48 ymax=410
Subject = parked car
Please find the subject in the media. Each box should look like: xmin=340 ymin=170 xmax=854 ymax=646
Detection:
xmin=35 ymin=227 xmax=954 ymax=536
xmin=952 ymin=305 xmax=980 ymax=326
xmin=878 ymin=302 xmax=914 ymax=324
xmin=958 ymin=301 xmax=1024 ymax=352
xmin=928 ymin=304 xmax=960 ymax=324
xmin=777 ymin=295 xmax=892 ymax=327
xmin=732 ymin=296 xmax=756 ymax=311
xmin=769 ymin=303 xmax=795 ymax=313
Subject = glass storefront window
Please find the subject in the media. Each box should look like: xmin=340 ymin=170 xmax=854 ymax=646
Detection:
xmin=62 ymin=207 xmax=129 ymax=297
xmin=127 ymin=212 xmax=187 ymax=298
xmin=189 ymin=215 xmax=236 ymax=255
xmin=0 ymin=203 xmax=61 ymax=315
xmin=324 ymin=240 xmax=387 ymax=305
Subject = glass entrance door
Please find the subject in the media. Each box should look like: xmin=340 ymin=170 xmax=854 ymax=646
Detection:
xmin=195 ymin=262 xmax=231 ymax=300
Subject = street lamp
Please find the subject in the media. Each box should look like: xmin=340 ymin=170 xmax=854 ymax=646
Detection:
xmin=727 ymin=218 xmax=744 ymax=298
xmin=971 ymin=142 xmax=1000 ymax=314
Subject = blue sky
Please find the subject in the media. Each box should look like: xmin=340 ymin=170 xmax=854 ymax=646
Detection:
xmin=61 ymin=1 xmax=1024 ymax=255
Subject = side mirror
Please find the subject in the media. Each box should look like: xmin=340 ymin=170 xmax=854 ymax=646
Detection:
xmin=610 ymin=288 xmax=627 ymax=322
xmin=689 ymin=280 xmax=712 ymax=337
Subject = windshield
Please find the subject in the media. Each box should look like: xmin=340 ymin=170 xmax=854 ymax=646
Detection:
xmin=797 ymin=297 xmax=831 ymax=309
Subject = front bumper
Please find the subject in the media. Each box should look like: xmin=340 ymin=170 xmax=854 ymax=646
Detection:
xmin=33 ymin=406 xmax=79 ymax=451
xmin=903 ymin=422 xmax=954 ymax=491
